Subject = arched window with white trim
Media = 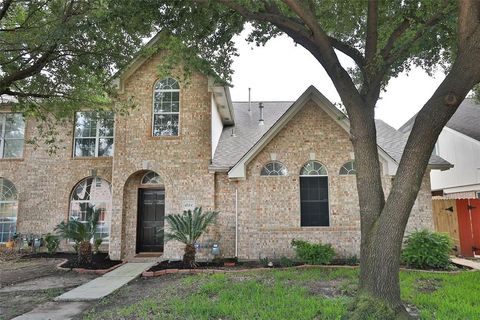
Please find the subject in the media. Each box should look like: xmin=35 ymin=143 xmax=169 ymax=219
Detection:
xmin=339 ymin=161 xmax=356 ymax=175
xmin=299 ymin=161 xmax=329 ymax=226
xmin=153 ymin=77 xmax=180 ymax=136
xmin=69 ymin=177 xmax=112 ymax=241
xmin=0 ymin=178 xmax=18 ymax=242
xmin=141 ymin=171 xmax=163 ymax=185
xmin=260 ymin=161 xmax=288 ymax=176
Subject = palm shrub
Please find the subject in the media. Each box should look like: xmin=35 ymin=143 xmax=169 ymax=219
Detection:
xmin=162 ymin=207 xmax=219 ymax=267
xmin=55 ymin=208 xmax=100 ymax=265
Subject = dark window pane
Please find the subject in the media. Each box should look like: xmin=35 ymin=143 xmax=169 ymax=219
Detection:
xmin=75 ymin=138 xmax=96 ymax=157
xmin=300 ymin=177 xmax=329 ymax=226
xmin=98 ymin=138 xmax=114 ymax=157
xmin=3 ymin=139 xmax=23 ymax=158
xmin=153 ymin=114 xmax=179 ymax=136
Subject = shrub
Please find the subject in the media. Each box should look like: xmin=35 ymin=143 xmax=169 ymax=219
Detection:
xmin=44 ymin=233 xmax=60 ymax=254
xmin=278 ymin=256 xmax=295 ymax=268
xmin=93 ymin=238 xmax=103 ymax=254
xmin=401 ymin=229 xmax=452 ymax=270
xmin=291 ymin=239 xmax=335 ymax=265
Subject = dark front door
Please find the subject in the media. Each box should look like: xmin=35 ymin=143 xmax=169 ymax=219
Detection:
xmin=137 ymin=188 xmax=165 ymax=252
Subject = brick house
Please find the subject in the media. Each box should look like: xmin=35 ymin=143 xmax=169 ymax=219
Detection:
xmin=0 ymin=40 xmax=452 ymax=261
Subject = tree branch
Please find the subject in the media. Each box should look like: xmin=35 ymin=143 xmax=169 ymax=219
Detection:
xmin=0 ymin=44 xmax=58 ymax=89
xmin=365 ymin=0 xmax=378 ymax=63
xmin=0 ymin=0 xmax=13 ymax=22
xmin=328 ymin=36 xmax=366 ymax=71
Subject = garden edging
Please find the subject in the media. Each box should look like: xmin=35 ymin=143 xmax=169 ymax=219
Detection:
xmin=56 ymin=259 xmax=127 ymax=275
xmin=141 ymin=263 xmax=470 ymax=278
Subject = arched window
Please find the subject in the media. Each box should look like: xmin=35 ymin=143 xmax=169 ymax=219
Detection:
xmin=69 ymin=177 xmax=112 ymax=241
xmin=339 ymin=161 xmax=356 ymax=175
xmin=299 ymin=161 xmax=329 ymax=227
xmin=260 ymin=161 xmax=288 ymax=176
xmin=0 ymin=178 xmax=18 ymax=242
xmin=141 ymin=171 xmax=163 ymax=185
xmin=153 ymin=77 xmax=180 ymax=136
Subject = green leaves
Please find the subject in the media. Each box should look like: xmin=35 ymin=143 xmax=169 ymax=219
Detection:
xmin=401 ymin=229 xmax=452 ymax=270
xmin=54 ymin=206 xmax=100 ymax=243
xmin=291 ymin=239 xmax=336 ymax=265
xmin=162 ymin=207 xmax=219 ymax=246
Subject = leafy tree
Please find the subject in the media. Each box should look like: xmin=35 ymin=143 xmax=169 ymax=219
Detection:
xmin=126 ymin=1 xmax=478 ymax=317
xmin=0 ymin=0 xmax=153 ymax=108
xmin=162 ymin=207 xmax=219 ymax=267
xmin=55 ymin=207 xmax=100 ymax=265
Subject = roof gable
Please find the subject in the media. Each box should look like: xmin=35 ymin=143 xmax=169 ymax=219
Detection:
xmin=225 ymin=86 xmax=398 ymax=179
xmin=399 ymin=98 xmax=480 ymax=142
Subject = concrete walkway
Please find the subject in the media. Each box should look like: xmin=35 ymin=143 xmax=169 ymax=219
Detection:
xmin=451 ymin=257 xmax=480 ymax=270
xmin=55 ymin=262 xmax=153 ymax=302
xmin=12 ymin=302 xmax=90 ymax=320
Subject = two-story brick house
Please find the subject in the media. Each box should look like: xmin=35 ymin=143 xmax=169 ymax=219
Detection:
xmin=0 ymin=38 xmax=451 ymax=261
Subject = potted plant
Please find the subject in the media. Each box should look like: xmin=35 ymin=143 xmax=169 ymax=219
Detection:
xmin=161 ymin=207 xmax=218 ymax=268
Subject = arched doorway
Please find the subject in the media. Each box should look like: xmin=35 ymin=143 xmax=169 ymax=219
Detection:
xmin=137 ymin=171 xmax=165 ymax=253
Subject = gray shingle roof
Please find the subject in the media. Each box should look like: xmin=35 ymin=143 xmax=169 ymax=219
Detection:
xmin=399 ymin=98 xmax=480 ymax=141
xmin=211 ymin=100 xmax=451 ymax=169
xmin=212 ymin=101 xmax=292 ymax=167
xmin=375 ymin=119 xmax=451 ymax=167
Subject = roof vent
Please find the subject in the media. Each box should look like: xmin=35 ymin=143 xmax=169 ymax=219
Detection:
xmin=230 ymin=128 xmax=236 ymax=137
xmin=259 ymin=102 xmax=264 ymax=126
xmin=248 ymin=87 xmax=252 ymax=116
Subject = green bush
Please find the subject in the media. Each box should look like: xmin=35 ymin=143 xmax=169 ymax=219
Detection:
xmin=401 ymin=229 xmax=452 ymax=270
xmin=44 ymin=233 xmax=60 ymax=254
xmin=278 ymin=256 xmax=295 ymax=268
xmin=291 ymin=239 xmax=335 ymax=265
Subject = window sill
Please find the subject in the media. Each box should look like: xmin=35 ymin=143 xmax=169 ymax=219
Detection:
xmin=70 ymin=157 xmax=113 ymax=160
xmin=0 ymin=158 xmax=24 ymax=161
xmin=147 ymin=135 xmax=182 ymax=141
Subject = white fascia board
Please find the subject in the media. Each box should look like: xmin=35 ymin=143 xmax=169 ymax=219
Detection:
xmin=211 ymin=85 xmax=235 ymax=126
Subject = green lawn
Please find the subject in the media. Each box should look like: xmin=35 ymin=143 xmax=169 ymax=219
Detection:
xmin=81 ymin=268 xmax=480 ymax=320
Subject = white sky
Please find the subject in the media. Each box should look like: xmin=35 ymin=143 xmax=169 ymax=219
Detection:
xmin=229 ymin=32 xmax=446 ymax=129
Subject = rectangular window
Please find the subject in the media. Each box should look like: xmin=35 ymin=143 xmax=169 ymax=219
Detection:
xmin=300 ymin=176 xmax=329 ymax=226
xmin=0 ymin=113 xmax=25 ymax=159
xmin=74 ymin=111 xmax=114 ymax=157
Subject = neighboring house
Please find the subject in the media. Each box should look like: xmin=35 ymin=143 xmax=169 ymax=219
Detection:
xmin=400 ymin=99 xmax=480 ymax=199
xmin=0 ymin=37 xmax=451 ymax=260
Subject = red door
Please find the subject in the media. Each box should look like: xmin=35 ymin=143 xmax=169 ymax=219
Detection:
xmin=457 ymin=199 xmax=480 ymax=257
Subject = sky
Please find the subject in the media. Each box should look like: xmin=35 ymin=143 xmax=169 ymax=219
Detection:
xmin=229 ymin=31 xmax=446 ymax=129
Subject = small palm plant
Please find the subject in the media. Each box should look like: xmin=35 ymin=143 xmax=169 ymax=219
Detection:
xmin=162 ymin=207 xmax=219 ymax=267
xmin=55 ymin=207 xmax=100 ymax=265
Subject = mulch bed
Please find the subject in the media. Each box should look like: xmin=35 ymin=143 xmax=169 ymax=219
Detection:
xmin=23 ymin=252 xmax=123 ymax=270
xmin=146 ymin=260 xmax=305 ymax=272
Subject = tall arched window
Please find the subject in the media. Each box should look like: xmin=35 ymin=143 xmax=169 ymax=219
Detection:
xmin=339 ymin=161 xmax=356 ymax=175
xmin=0 ymin=178 xmax=18 ymax=242
xmin=260 ymin=161 xmax=288 ymax=176
xmin=70 ymin=177 xmax=112 ymax=241
xmin=153 ymin=77 xmax=180 ymax=136
xmin=299 ymin=161 xmax=329 ymax=226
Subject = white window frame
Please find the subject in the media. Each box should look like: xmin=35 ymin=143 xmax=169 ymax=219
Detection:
xmin=299 ymin=161 xmax=330 ymax=227
xmin=152 ymin=78 xmax=180 ymax=137
xmin=73 ymin=112 xmax=114 ymax=158
xmin=0 ymin=178 xmax=18 ymax=243
xmin=0 ymin=113 xmax=25 ymax=159
xmin=69 ymin=177 xmax=112 ymax=242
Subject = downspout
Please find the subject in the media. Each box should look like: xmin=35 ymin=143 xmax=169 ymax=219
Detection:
xmin=235 ymin=186 xmax=238 ymax=257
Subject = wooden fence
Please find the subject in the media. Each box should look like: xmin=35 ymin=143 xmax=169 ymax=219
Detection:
xmin=432 ymin=198 xmax=480 ymax=257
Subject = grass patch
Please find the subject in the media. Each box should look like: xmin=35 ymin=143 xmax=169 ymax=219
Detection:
xmin=400 ymin=270 xmax=480 ymax=319
xmin=81 ymin=268 xmax=480 ymax=320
